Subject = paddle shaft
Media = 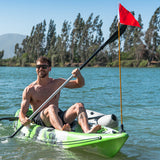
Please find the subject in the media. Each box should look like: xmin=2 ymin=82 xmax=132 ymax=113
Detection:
xmin=0 ymin=25 xmax=127 ymax=140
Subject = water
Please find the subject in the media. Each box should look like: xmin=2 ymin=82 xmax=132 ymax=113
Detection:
xmin=0 ymin=67 xmax=160 ymax=160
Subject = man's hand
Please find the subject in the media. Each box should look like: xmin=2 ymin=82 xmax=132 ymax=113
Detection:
xmin=72 ymin=68 xmax=81 ymax=78
xmin=20 ymin=117 xmax=31 ymax=126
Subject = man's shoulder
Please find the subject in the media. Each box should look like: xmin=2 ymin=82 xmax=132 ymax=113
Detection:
xmin=28 ymin=81 xmax=37 ymax=88
xmin=24 ymin=81 xmax=37 ymax=92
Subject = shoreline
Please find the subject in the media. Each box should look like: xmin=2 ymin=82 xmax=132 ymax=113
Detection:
xmin=1 ymin=60 xmax=160 ymax=68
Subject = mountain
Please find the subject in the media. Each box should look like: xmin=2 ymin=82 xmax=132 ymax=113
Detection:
xmin=0 ymin=33 xmax=26 ymax=59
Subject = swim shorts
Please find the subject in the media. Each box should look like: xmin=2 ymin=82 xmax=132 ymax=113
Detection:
xmin=32 ymin=109 xmax=66 ymax=127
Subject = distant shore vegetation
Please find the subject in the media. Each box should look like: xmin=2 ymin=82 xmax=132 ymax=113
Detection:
xmin=0 ymin=6 xmax=160 ymax=67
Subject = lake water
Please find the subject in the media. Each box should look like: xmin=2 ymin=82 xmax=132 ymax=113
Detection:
xmin=0 ymin=67 xmax=160 ymax=160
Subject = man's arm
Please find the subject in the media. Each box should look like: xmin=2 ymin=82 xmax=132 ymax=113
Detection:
xmin=19 ymin=87 xmax=31 ymax=126
xmin=65 ymin=68 xmax=85 ymax=88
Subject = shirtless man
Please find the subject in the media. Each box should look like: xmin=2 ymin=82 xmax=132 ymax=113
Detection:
xmin=19 ymin=56 xmax=101 ymax=133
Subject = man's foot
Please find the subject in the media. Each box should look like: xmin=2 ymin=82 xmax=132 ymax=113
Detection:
xmin=86 ymin=125 xmax=101 ymax=133
xmin=62 ymin=123 xmax=71 ymax=131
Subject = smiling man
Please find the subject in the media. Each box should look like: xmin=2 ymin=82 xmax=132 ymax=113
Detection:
xmin=19 ymin=56 xmax=101 ymax=133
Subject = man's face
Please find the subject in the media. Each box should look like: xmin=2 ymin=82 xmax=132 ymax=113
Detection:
xmin=36 ymin=61 xmax=51 ymax=78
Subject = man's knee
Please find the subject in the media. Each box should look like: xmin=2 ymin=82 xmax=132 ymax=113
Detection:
xmin=75 ymin=103 xmax=85 ymax=112
xmin=43 ymin=104 xmax=58 ymax=116
xmin=41 ymin=105 xmax=58 ymax=126
xmin=48 ymin=104 xmax=58 ymax=111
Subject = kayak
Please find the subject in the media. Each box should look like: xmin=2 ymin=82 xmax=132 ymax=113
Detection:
xmin=14 ymin=109 xmax=128 ymax=158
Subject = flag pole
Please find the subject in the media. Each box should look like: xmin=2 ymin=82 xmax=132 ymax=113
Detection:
xmin=118 ymin=22 xmax=125 ymax=132
xmin=118 ymin=2 xmax=141 ymax=132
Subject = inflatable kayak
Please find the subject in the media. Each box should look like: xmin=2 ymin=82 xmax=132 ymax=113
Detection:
xmin=14 ymin=109 xmax=128 ymax=158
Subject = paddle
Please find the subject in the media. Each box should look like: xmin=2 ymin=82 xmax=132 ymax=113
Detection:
xmin=0 ymin=117 xmax=19 ymax=121
xmin=0 ymin=25 xmax=127 ymax=141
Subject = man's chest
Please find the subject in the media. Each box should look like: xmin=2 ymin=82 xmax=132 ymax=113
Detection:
xmin=31 ymin=85 xmax=60 ymax=104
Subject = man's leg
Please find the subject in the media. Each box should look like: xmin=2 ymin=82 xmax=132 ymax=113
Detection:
xmin=64 ymin=103 xmax=101 ymax=133
xmin=40 ymin=104 xmax=71 ymax=131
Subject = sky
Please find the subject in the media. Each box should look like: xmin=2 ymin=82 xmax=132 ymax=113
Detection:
xmin=0 ymin=0 xmax=159 ymax=38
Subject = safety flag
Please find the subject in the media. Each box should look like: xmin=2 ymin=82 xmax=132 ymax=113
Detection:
xmin=119 ymin=3 xmax=141 ymax=28
xmin=117 ymin=3 xmax=141 ymax=131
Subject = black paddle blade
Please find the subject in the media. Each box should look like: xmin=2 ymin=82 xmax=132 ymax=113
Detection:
xmin=79 ymin=25 xmax=127 ymax=70
xmin=105 ymin=24 xmax=127 ymax=44
xmin=0 ymin=117 xmax=19 ymax=121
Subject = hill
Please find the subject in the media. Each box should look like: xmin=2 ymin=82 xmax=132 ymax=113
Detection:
xmin=0 ymin=33 xmax=26 ymax=59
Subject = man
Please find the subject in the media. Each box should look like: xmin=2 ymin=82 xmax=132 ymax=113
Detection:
xmin=19 ymin=56 xmax=101 ymax=133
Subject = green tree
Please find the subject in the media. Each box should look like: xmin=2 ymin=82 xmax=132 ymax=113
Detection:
xmin=70 ymin=13 xmax=84 ymax=63
xmin=46 ymin=19 xmax=56 ymax=55
xmin=48 ymin=34 xmax=57 ymax=65
xmin=109 ymin=15 xmax=118 ymax=62
xmin=14 ymin=43 xmax=23 ymax=65
xmin=133 ymin=14 xmax=144 ymax=60
xmin=34 ymin=20 xmax=46 ymax=60
xmin=76 ymin=13 xmax=104 ymax=64
xmin=21 ymin=20 xmax=46 ymax=63
xmin=60 ymin=20 xmax=71 ymax=64
xmin=79 ymin=13 xmax=94 ymax=62
xmin=0 ymin=50 xmax=4 ymax=59
xmin=145 ymin=7 xmax=160 ymax=61
xmin=86 ymin=14 xmax=104 ymax=65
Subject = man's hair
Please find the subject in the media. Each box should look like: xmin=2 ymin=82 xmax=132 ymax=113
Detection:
xmin=36 ymin=56 xmax=51 ymax=67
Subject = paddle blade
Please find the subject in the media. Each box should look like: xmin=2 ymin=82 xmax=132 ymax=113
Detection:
xmin=0 ymin=117 xmax=19 ymax=121
xmin=102 ymin=25 xmax=127 ymax=47
xmin=79 ymin=25 xmax=127 ymax=70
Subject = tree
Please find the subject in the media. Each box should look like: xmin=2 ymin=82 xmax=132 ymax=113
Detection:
xmin=0 ymin=50 xmax=4 ymax=59
xmin=133 ymin=14 xmax=144 ymax=60
xmin=22 ymin=20 xmax=46 ymax=62
xmin=15 ymin=43 xmax=23 ymax=65
xmin=15 ymin=43 xmax=20 ymax=58
xmin=34 ymin=20 xmax=46 ymax=60
xmin=48 ymin=35 xmax=58 ymax=66
xmin=109 ymin=15 xmax=118 ymax=62
xmin=60 ymin=20 xmax=71 ymax=64
xmin=70 ymin=13 xmax=84 ymax=63
xmin=145 ymin=7 xmax=160 ymax=61
xmin=87 ymin=14 xmax=104 ymax=65
xmin=79 ymin=13 xmax=94 ymax=62
xmin=73 ymin=13 xmax=104 ymax=64
xmin=46 ymin=19 xmax=56 ymax=54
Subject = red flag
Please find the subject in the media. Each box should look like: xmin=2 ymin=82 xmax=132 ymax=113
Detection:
xmin=119 ymin=3 xmax=141 ymax=28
